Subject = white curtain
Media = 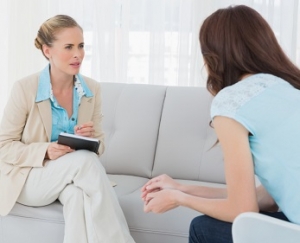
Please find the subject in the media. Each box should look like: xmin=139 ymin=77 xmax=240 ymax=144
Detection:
xmin=1 ymin=0 xmax=299 ymax=119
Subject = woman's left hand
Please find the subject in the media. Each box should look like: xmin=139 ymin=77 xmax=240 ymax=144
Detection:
xmin=143 ymin=189 xmax=180 ymax=213
xmin=74 ymin=121 xmax=95 ymax=137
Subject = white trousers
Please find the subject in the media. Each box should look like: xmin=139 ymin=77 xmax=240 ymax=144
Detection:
xmin=17 ymin=150 xmax=135 ymax=243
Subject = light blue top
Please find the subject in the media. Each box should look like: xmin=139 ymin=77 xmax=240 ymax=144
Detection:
xmin=35 ymin=65 xmax=93 ymax=142
xmin=211 ymin=73 xmax=300 ymax=224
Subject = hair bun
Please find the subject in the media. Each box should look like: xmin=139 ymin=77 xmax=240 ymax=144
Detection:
xmin=34 ymin=37 xmax=42 ymax=50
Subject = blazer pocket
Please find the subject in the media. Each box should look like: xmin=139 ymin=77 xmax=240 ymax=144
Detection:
xmin=0 ymin=163 xmax=14 ymax=175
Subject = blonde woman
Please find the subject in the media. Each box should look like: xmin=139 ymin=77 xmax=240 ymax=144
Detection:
xmin=0 ymin=15 xmax=135 ymax=243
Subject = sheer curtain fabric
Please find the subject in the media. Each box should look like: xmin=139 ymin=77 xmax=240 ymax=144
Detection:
xmin=0 ymin=0 xmax=299 ymax=119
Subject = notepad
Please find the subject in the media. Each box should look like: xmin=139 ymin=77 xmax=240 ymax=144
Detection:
xmin=58 ymin=132 xmax=100 ymax=153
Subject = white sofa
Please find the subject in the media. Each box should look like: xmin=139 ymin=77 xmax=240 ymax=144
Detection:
xmin=1 ymin=83 xmax=299 ymax=243
xmin=232 ymin=212 xmax=300 ymax=243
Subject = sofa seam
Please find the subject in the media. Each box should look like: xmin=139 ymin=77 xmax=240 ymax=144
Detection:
xmin=105 ymin=84 xmax=125 ymax=172
xmin=150 ymin=87 xmax=167 ymax=178
xmin=0 ymin=216 xmax=4 ymax=243
xmin=5 ymin=214 xmax=64 ymax=224
xmin=197 ymin=124 xmax=209 ymax=181
xmin=197 ymin=94 xmax=213 ymax=181
xmin=117 ymin=178 xmax=147 ymax=196
xmin=129 ymin=226 xmax=188 ymax=238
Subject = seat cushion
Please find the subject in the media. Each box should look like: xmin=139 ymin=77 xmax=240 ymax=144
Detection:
xmin=115 ymin=177 xmax=226 ymax=243
xmin=1 ymin=201 xmax=64 ymax=243
xmin=9 ymin=200 xmax=64 ymax=222
xmin=2 ymin=175 xmax=225 ymax=243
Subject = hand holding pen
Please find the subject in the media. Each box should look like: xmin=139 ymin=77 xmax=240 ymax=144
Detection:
xmin=74 ymin=121 xmax=95 ymax=138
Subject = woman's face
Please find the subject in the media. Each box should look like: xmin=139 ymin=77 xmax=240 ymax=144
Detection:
xmin=43 ymin=27 xmax=84 ymax=77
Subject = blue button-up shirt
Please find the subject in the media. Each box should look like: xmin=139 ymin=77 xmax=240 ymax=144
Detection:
xmin=35 ymin=65 xmax=93 ymax=142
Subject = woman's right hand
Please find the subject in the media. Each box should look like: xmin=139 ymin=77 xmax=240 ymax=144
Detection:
xmin=45 ymin=142 xmax=74 ymax=160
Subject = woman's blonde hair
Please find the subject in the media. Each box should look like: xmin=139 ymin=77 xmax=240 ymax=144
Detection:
xmin=35 ymin=15 xmax=82 ymax=60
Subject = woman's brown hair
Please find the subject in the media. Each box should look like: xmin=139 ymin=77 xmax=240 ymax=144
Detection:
xmin=199 ymin=5 xmax=300 ymax=95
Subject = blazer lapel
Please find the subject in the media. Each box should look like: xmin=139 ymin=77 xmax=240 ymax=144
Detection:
xmin=78 ymin=96 xmax=94 ymax=125
xmin=37 ymin=100 xmax=52 ymax=142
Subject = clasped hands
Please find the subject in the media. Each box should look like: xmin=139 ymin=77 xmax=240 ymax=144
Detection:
xmin=141 ymin=174 xmax=182 ymax=213
xmin=46 ymin=121 xmax=95 ymax=160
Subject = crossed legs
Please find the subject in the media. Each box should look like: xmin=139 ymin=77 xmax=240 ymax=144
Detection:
xmin=17 ymin=150 xmax=135 ymax=243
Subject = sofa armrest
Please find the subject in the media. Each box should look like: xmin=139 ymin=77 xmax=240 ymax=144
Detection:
xmin=232 ymin=212 xmax=300 ymax=243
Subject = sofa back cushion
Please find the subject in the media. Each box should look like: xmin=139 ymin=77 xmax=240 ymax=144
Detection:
xmin=100 ymin=83 xmax=166 ymax=178
xmin=152 ymin=86 xmax=225 ymax=183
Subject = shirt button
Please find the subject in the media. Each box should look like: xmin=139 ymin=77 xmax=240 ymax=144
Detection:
xmin=71 ymin=118 xmax=75 ymax=121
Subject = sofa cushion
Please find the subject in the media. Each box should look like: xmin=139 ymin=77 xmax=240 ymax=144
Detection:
xmin=107 ymin=174 xmax=149 ymax=197
xmin=101 ymin=83 xmax=167 ymax=178
xmin=2 ymin=201 xmax=64 ymax=243
xmin=9 ymin=201 xmax=63 ymax=222
xmin=152 ymin=86 xmax=225 ymax=183
xmin=116 ymin=178 xmax=226 ymax=243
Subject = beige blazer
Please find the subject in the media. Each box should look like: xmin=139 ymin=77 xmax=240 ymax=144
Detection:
xmin=0 ymin=72 xmax=105 ymax=216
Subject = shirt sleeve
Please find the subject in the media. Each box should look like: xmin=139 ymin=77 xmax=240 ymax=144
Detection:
xmin=210 ymin=87 xmax=239 ymax=120
xmin=210 ymin=82 xmax=256 ymax=135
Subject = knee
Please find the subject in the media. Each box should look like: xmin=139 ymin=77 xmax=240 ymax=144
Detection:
xmin=69 ymin=151 xmax=108 ymax=183
xmin=70 ymin=150 xmax=104 ymax=171
xmin=189 ymin=215 xmax=233 ymax=243
xmin=189 ymin=216 xmax=202 ymax=241
xmin=189 ymin=215 xmax=212 ymax=243
xmin=72 ymin=150 xmax=99 ymax=162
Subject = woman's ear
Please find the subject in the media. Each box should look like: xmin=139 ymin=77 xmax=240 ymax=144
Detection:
xmin=42 ymin=44 xmax=51 ymax=59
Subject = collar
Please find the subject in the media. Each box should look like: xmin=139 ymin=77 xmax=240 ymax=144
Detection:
xmin=35 ymin=64 xmax=93 ymax=102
